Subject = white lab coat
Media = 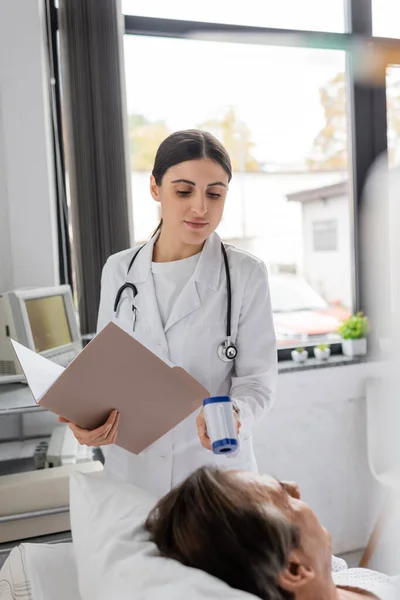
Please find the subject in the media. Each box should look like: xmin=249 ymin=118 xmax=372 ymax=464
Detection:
xmin=97 ymin=231 xmax=277 ymax=498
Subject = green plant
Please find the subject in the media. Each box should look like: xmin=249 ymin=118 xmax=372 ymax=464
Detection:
xmin=337 ymin=312 xmax=369 ymax=340
xmin=316 ymin=344 xmax=330 ymax=351
xmin=294 ymin=347 xmax=306 ymax=353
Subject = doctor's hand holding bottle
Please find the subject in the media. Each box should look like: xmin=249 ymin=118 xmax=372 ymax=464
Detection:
xmin=196 ymin=406 xmax=241 ymax=451
xmin=58 ymin=409 xmax=120 ymax=447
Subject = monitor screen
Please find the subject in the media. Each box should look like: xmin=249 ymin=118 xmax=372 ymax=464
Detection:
xmin=25 ymin=295 xmax=72 ymax=352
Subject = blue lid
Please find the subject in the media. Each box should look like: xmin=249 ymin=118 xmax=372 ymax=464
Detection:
xmin=203 ymin=396 xmax=231 ymax=406
xmin=212 ymin=438 xmax=239 ymax=454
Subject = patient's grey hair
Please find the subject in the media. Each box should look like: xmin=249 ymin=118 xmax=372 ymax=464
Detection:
xmin=146 ymin=466 xmax=299 ymax=600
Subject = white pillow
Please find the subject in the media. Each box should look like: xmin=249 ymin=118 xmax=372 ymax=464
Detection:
xmin=70 ymin=471 xmax=257 ymax=600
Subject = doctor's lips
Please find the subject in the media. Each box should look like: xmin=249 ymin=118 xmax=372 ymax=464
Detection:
xmin=184 ymin=220 xmax=209 ymax=229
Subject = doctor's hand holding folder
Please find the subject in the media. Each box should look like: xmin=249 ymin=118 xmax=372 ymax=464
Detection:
xmin=11 ymin=322 xmax=210 ymax=455
xmin=58 ymin=409 xmax=120 ymax=448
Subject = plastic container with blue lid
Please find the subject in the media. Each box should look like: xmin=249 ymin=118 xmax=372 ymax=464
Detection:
xmin=203 ymin=396 xmax=238 ymax=455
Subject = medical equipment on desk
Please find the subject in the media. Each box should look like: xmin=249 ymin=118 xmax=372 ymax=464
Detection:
xmin=113 ymin=242 xmax=238 ymax=363
xmin=35 ymin=424 xmax=93 ymax=469
xmin=0 ymin=285 xmax=82 ymax=384
xmin=0 ymin=424 xmax=94 ymax=477
xmin=203 ymin=396 xmax=238 ymax=455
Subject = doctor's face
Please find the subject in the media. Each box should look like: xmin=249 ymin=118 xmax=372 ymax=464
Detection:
xmin=150 ymin=158 xmax=229 ymax=246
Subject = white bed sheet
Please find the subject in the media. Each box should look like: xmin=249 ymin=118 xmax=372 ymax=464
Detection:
xmin=26 ymin=543 xmax=80 ymax=600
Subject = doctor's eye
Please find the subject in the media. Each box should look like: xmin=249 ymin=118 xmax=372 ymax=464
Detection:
xmin=176 ymin=190 xmax=192 ymax=197
xmin=207 ymin=192 xmax=221 ymax=199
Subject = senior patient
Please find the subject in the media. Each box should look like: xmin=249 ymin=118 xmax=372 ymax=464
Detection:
xmin=146 ymin=467 xmax=398 ymax=600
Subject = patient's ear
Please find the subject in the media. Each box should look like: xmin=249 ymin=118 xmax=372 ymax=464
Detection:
xmin=277 ymin=549 xmax=315 ymax=593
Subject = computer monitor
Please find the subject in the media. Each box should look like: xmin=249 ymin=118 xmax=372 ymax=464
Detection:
xmin=0 ymin=285 xmax=82 ymax=381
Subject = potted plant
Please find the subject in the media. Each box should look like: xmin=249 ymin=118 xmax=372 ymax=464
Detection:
xmin=291 ymin=347 xmax=308 ymax=363
xmin=314 ymin=344 xmax=331 ymax=361
xmin=337 ymin=312 xmax=369 ymax=357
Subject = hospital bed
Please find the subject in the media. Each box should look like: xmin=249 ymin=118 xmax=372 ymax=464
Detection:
xmin=0 ymin=470 xmax=261 ymax=600
xmin=0 ymin=470 xmax=355 ymax=600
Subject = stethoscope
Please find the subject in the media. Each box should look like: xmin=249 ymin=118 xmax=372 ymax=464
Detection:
xmin=113 ymin=242 xmax=238 ymax=363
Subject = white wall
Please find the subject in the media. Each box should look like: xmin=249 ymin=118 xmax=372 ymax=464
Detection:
xmin=301 ymin=195 xmax=352 ymax=308
xmin=254 ymin=361 xmax=384 ymax=555
xmin=0 ymin=0 xmax=59 ymax=292
xmin=0 ymin=92 xmax=13 ymax=290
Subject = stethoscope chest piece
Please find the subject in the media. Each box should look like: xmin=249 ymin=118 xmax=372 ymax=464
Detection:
xmin=217 ymin=339 xmax=238 ymax=363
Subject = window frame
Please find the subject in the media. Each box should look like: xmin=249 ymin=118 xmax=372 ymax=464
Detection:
xmin=45 ymin=0 xmax=73 ymax=287
xmin=51 ymin=0 xmax=400 ymax=361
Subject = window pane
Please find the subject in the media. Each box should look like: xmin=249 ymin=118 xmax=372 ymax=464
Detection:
xmin=124 ymin=35 xmax=352 ymax=348
xmin=386 ymin=65 xmax=400 ymax=167
xmin=373 ymin=0 xmax=400 ymax=38
xmin=122 ymin=0 xmax=345 ymax=33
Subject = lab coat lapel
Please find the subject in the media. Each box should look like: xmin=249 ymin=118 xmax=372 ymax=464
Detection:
xmin=126 ymin=236 xmax=167 ymax=348
xmin=163 ymin=278 xmax=201 ymax=334
xmin=164 ymin=232 xmax=222 ymax=334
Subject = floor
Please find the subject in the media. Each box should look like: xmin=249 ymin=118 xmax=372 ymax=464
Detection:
xmin=339 ymin=528 xmax=400 ymax=576
xmin=338 ymin=549 xmax=364 ymax=568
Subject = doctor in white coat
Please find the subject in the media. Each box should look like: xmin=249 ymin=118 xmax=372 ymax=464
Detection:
xmin=60 ymin=129 xmax=277 ymax=498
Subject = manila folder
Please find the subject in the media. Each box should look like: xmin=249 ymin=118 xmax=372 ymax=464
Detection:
xmin=24 ymin=322 xmax=209 ymax=454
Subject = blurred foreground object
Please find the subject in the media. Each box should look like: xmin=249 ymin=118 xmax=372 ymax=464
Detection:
xmin=359 ymin=157 xmax=400 ymax=572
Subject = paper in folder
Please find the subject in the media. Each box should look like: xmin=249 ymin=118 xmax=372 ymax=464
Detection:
xmin=11 ymin=322 xmax=209 ymax=454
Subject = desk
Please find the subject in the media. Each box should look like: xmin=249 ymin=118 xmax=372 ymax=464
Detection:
xmin=0 ymin=384 xmax=55 ymax=475
xmin=0 ymin=383 xmax=42 ymax=415
xmin=0 ymin=384 xmax=98 ymax=566
xmin=0 ymin=388 xmax=68 ymax=563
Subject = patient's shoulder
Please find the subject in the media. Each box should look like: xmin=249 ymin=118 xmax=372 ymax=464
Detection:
xmin=334 ymin=568 xmax=398 ymax=599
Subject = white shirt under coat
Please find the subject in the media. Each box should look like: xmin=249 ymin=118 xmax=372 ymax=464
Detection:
xmin=96 ymin=231 xmax=277 ymax=498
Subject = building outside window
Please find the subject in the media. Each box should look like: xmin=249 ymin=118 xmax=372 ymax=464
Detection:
xmin=312 ymin=220 xmax=338 ymax=253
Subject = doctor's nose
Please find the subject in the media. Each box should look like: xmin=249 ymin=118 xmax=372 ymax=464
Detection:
xmin=190 ymin=193 xmax=208 ymax=216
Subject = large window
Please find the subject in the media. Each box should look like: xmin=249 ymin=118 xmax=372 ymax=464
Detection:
xmin=52 ymin=0 xmax=400 ymax=358
xmin=124 ymin=34 xmax=353 ymax=348
xmin=122 ymin=0 xmax=346 ymax=32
